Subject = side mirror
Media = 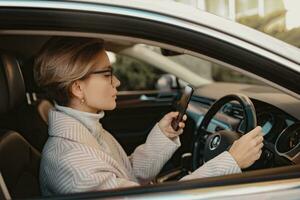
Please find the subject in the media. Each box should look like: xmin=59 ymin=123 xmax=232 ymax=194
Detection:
xmin=155 ymin=74 xmax=179 ymax=91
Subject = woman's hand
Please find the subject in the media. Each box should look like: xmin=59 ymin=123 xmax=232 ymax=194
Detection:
xmin=229 ymin=126 xmax=264 ymax=169
xmin=158 ymin=112 xmax=187 ymax=139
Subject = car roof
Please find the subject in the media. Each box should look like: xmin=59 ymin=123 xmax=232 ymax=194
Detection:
xmin=1 ymin=0 xmax=300 ymax=65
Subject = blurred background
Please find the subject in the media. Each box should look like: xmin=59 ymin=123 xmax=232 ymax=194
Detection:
xmin=169 ymin=0 xmax=300 ymax=47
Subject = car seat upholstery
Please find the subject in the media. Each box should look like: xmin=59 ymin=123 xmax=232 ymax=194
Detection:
xmin=0 ymin=55 xmax=51 ymax=152
xmin=0 ymin=131 xmax=41 ymax=198
xmin=16 ymin=57 xmax=52 ymax=151
xmin=15 ymin=97 xmax=50 ymax=152
xmin=0 ymin=54 xmax=41 ymax=198
xmin=0 ymin=54 xmax=25 ymax=114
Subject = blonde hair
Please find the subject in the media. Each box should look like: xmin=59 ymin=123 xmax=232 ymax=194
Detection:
xmin=34 ymin=36 xmax=104 ymax=106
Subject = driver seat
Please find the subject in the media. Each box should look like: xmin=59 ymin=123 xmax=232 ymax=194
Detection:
xmin=0 ymin=54 xmax=41 ymax=198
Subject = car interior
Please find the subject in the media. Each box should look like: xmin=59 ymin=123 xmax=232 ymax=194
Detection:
xmin=1 ymin=34 xmax=300 ymax=199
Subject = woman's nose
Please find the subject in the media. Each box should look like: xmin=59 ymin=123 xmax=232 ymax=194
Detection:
xmin=112 ymin=75 xmax=121 ymax=88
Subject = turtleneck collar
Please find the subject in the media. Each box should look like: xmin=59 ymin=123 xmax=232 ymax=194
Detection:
xmin=55 ymin=104 xmax=105 ymax=138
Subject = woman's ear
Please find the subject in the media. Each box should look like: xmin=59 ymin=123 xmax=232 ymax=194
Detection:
xmin=70 ymin=80 xmax=85 ymax=100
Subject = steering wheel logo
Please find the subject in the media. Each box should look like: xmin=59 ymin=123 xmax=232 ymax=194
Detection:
xmin=209 ymin=135 xmax=221 ymax=150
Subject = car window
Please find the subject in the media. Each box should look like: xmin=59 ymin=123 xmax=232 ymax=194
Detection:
xmin=110 ymin=53 xmax=165 ymax=91
xmin=109 ymin=44 xmax=265 ymax=91
xmin=144 ymin=45 xmax=265 ymax=86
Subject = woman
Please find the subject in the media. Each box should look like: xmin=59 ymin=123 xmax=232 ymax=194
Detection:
xmin=35 ymin=37 xmax=264 ymax=195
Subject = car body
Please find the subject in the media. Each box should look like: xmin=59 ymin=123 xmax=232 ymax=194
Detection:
xmin=0 ymin=0 xmax=300 ymax=199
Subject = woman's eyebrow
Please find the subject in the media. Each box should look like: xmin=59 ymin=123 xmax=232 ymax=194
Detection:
xmin=93 ymin=65 xmax=112 ymax=71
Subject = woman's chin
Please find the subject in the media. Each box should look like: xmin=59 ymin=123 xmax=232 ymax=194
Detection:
xmin=106 ymin=102 xmax=117 ymax=110
xmin=97 ymin=101 xmax=117 ymax=111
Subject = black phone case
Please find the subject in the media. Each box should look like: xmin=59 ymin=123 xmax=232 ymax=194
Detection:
xmin=171 ymin=86 xmax=194 ymax=131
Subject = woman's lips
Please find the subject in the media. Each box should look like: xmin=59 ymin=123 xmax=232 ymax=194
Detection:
xmin=112 ymin=91 xmax=118 ymax=98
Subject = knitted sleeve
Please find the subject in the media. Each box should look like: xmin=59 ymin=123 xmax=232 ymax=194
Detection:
xmin=129 ymin=123 xmax=181 ymax=181
xmin=180 ymin=151 xmax=241 ymax=181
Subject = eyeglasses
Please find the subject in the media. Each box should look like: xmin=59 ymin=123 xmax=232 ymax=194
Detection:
xmin=83 ymin=67 xmax=114 ymax=84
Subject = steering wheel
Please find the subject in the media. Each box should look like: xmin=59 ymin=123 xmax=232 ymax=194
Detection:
xmin=192 ymin=94 xmax=257 ymax=171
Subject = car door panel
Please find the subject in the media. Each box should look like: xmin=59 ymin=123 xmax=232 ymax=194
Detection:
xmin=101 ymin=90 xmax=178 ymax=154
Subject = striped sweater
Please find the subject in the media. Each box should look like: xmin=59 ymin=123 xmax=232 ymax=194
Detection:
xmin=40 ymin=105 xmax=241 ymax=196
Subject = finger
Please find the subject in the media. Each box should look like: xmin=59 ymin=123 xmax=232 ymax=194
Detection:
xmin=168 ymin=111 xmax=179 ymax=120
xmin=251 ymin=149 xmax=262 ymax=162
xmin=179 ymin=128 xmax=184 ymax=135
xmin=246 ymin=126 xmax=262 ymax=138
xmin=168 ymin=129 xmax=183 ymax=138
xmin=178 ymin=122 xmax=185 ymax=128
xmin=169 ymin=111 xmax=179 ymax=117
xmin=182 ymin=114 xmax=187 ymax=121
xmin=253 ymin=143 xmax=263 ymax=154
xmin=257 ymin=142 xmax=264 ymax=149
xmin=167 ymin=126 xmax=178 ymax=134
xmin=163 ymin=112 xmax=179 ymax=122
xmin=254 ymin=135 xmax=264 ymax=146
xmin=256 ymin=149 xmax=262 ymax=160
xmin=174 ymin=128 xmax=184 ymax=136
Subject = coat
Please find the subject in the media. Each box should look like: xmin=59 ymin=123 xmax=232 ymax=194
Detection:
xmin=40 ymin=106 xmax=241 ymax=195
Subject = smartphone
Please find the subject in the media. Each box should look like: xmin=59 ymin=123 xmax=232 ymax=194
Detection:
xmin=171 ymin=85 xmax=194 ymax=131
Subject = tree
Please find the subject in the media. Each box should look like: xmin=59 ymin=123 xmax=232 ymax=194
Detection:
xmin=112 ymin=55 xmax=164 ymax=91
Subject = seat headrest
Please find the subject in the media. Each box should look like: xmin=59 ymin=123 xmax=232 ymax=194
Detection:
xmin=0 ymin=54 xmax=25 ymax=113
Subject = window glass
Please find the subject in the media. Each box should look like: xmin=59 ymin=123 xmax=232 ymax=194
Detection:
xmin=161 ymin=50 xmax=264 ymax=85
xmin=109 ymin=44 xmax=264 ymax=92
xmin=111 ymin=54 xmax=165 ymax=91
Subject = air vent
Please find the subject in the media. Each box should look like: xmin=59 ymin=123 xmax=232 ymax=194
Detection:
xmin=222 ymin=103 xmax=244 ymax=119
xmin=194 ymin=97 xmax=214 ymax=108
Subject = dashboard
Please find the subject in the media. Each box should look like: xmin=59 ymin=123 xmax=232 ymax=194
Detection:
xmin=238 ymin=100 xmax=295 ymax=143
xmin=187 ymin=83 xmax=300 ymax=168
